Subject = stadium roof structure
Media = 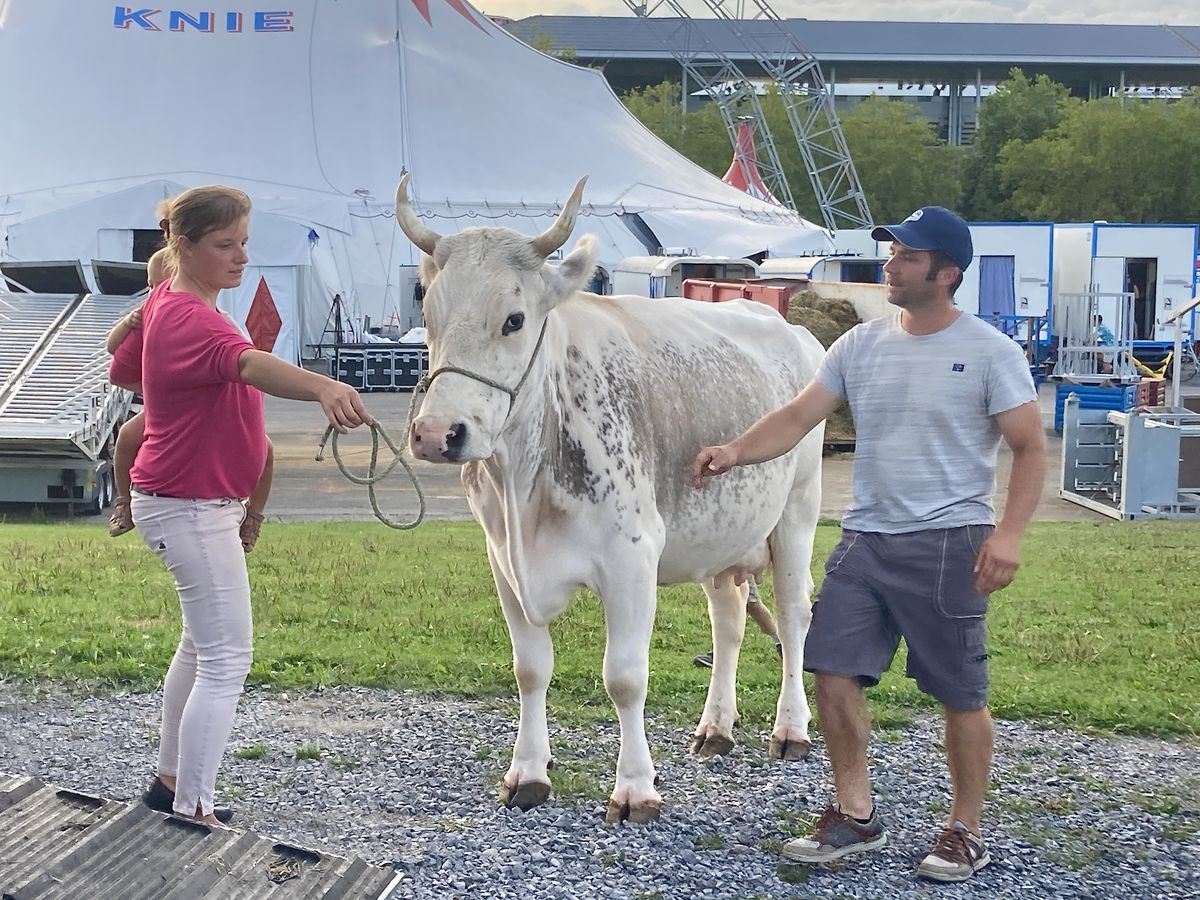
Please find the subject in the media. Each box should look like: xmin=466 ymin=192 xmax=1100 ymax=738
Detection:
xmin=509 ymin=17 xmax=1200 ymax=95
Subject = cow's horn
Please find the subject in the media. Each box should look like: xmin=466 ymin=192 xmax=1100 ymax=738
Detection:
xmin=394 ymin=173 xmax=442 ymax=256
xmin=530 ymin=176 xmax=588 ymax=258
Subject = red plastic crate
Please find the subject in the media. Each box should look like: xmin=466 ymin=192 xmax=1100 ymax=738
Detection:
xmin=742 ymin=284 xmax=789 ymax=317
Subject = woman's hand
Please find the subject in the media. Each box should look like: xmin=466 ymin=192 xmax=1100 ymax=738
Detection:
xmin=317 ymin=379 xmax=373 ymax=434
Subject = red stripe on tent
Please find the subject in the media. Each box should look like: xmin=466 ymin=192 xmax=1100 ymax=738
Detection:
xmin=245 ymin=277 xmax=282 ymax=353
xmin=722 ymin=122 xmax=781 ymax=206
xmin=409 ymin=0 xmax=486 ymax=31
xmin=443 ymin=0 xmax=488 ymax=32
xmin=409 ymin=0 xmax=433 ymax=25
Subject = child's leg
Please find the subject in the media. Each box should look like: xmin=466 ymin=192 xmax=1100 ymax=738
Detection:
xmin=747 ymin=599 xmax=780 ymax=638
xmin=240 ymin=439 xmax=274 ymax=552
xmin=246 ymin=438 xmax=274 ymax=516
xmin=109 ymin=413 xmax=145 ymax=537
xmin=746 ymin=579 xmax=780 ymax=640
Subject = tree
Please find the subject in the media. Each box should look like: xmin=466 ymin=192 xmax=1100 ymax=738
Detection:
xmin=520 ymin=25 xmax=577 ymax=64
xmin=621 ymin=81 xmax=732 ymax=177
xmin=963 ymin=68 xmax=1072 ymax=220
xmin=623 ymin=86 xmax=964 ymax=224
xmin=999 ymin=97 xmax=1200 ymax=223
xmin=831 ymin=95 xmax=965 ymax=224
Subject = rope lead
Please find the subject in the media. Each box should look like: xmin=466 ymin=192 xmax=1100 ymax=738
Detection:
xmin=315 ymin=387 xmax=428 ymax=530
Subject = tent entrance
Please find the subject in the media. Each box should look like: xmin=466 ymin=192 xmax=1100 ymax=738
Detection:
xmin=132 ymin=229 xmax=164 ymax=263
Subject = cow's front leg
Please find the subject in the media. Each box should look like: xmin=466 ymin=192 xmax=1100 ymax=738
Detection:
xmin=690 ymin=576 xmax=747 ymax=757
xmin=598 ymin=558 xmax=662 ymax=824
xmin=488 ymin=545 xmax=556 ymax=811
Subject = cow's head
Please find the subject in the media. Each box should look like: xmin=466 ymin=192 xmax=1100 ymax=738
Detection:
xmin=395 ymin=173 xmax=597 ymax=463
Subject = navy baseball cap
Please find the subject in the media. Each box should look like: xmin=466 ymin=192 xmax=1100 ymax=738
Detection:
xmin=871 ymin=206 xmax=973 ymax=272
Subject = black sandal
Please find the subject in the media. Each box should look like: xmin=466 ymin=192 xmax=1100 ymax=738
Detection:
xmin=142 ymin=777 xmax=234 ymax=824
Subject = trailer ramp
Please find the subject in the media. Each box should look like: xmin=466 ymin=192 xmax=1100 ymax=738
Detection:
xmin=0 ymin=291 xmax=140 ymax=460
xmin=0 ymin=774 xmax=401 ymax=899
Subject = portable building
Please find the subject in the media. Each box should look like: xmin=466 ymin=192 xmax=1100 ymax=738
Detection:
xmin=612 ymin=256 xmax=760 ymax=298
xmin=1053 ymin=223 xmax=1200 ymax=342
xmin=759 ymin=255 xmax=884 ymax=284
xmin=958 ymin=223 xmax=1055 ymax=332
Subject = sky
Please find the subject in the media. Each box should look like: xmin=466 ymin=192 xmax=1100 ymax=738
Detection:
xmin=480 ymin=0 xmax=1199 ymax=26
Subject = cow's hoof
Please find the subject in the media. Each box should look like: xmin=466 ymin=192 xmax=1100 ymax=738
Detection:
xmin=688 ymin=731 xmax=735 ymax=758
xmin=605 ymin=798 xmax=661 ymax=825
xmin=499 ymin=779 xmax=552 ymax=811
xmin=768 ymin=735 xmax=812 ymax=761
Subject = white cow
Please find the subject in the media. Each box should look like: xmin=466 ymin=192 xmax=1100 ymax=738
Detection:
xmin=397 ymin=175 xmax=825 ymax=824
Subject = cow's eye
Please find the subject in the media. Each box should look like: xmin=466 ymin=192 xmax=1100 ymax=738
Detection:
xmin=502 ymin=313 xmax=525 ymax=336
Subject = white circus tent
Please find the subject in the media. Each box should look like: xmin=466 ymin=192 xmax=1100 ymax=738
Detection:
xmin=0 ymin=1 xmax=830 ymax=359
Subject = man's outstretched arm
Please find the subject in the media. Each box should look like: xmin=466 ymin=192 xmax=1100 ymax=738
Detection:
xmin=692 ymin=381 xmax=842 ymax=488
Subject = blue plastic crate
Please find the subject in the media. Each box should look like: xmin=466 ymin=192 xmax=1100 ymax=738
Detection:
xmin=1054 ymin=383 xmax=1137 ymax=433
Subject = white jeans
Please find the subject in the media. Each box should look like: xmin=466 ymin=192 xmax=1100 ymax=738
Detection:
xmin=132 ymin=492 xmax=252 ymax=817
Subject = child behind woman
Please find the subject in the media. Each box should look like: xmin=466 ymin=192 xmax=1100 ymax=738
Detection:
xmin=106 ymin=245 xmax=273 ymax=551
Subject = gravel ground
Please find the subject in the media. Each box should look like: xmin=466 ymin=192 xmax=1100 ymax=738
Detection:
xmin=1 ymin=683 xmax=1197 ymax=899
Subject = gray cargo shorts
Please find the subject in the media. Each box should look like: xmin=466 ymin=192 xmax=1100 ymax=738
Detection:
xmin=804 ymin=525 xmax=994 ymax=710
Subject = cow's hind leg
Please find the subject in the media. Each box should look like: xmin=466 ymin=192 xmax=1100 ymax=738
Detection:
xmin=598 ymin=557 xmax=663 ymax=824
xmin=690 ymin=576 xmax=747 ymax=757
xmin=488 ymin=545 xmax=559 ymax=811
xmin=767 ymin=465 xmax=822 ymax=761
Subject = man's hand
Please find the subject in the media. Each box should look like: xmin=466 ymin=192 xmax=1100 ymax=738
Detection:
xmin=974 ymin=529 xmax=1022 ymax=594
xmin=317 ymin=380 xmax=373 ymax=434
xmin=692 ymin=444 xmax=737 ymax=489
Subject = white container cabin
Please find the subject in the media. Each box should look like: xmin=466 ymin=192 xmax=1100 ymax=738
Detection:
xmin=758 ymin=255 xmax=884 ymax=284
xmin=1053 ymin=223 xmax=1200 ymax=343
xmin=958 ymin=223 xmax=1054 ymax=334
xmin=611 ymin=255 xmax=759 ymax=298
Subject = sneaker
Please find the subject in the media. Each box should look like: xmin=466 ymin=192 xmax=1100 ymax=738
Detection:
xmin=781 ymin=803 xmax=887 ymax=863
xmin=692 ymin=650 xmax=714 ymax=668
xmin=917 ymin=821 xmax=991 ymax=882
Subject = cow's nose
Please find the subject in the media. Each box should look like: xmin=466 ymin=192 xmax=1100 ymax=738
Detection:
xmin=411 ymin=416 xmax=468 ymax=462
xmin=445 ymin=422 xmax=467 ymax=459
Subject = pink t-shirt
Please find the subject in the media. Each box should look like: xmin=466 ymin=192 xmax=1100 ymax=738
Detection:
xmin=109 ymin=280 xmax=267 ymax=499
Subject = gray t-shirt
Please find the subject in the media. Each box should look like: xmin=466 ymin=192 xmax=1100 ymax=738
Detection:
xmin=814 ymin=312 xmax=1037 ymax=534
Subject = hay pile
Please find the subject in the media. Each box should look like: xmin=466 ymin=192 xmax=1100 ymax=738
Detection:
xmin=785 ymin=290 xmax=860 ymax=449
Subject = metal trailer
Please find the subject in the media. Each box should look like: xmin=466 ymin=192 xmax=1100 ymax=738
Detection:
xmin=0 ymin=286 xmax=141 ymax=513
xmin=1059 ymin=398 xmax=1200 ymax=520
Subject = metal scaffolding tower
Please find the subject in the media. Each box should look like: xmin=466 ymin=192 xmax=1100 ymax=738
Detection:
xmin=629 ymin=0 xmax=874 ymax=231
xmin=703 ymin=0 xmax=873 ymax=229
xmin=621 ymin=0 xmax=796 ymax=213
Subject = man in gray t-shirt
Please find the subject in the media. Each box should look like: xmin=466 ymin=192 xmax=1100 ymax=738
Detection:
xmin=692 ymin=206 xmax=1045 ymax=883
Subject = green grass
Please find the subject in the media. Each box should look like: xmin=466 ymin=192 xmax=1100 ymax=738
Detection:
xmin=1 ymin=520 xmax=1198 ymax=736
xmin=232 ymin=742 xmax=269 ymax=760
xmin=294 ymin=743 xmax=322 ymax=761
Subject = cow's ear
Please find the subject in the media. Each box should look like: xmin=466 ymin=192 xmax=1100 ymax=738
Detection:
xmin=542 ymin=234 xmax=599 ymax=307
xmin=419 ymin=252 xmax=439 ymax=289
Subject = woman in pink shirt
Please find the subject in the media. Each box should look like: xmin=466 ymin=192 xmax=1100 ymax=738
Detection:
xmin=109 ymin=185 xmax=371 ymax=827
